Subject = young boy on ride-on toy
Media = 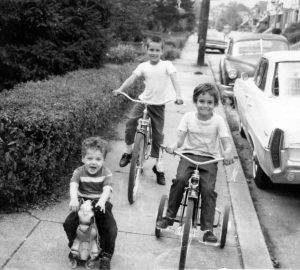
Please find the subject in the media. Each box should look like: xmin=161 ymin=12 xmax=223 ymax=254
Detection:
xmin=156 ymin=83 xmax=234 ymax=243
xmin=63 ymin=137 xmax=118 ymax=270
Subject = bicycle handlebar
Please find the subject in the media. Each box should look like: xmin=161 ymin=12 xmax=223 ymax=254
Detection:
xmin=116 ymin=91 xmax=175 ymax=106
xmin=160 ymin=145 xmax=224 ymax=166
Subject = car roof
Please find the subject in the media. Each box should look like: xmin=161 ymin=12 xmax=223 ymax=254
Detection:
xmin=263 ymin=51 xmax=300 ymax=62
xmin=229 ymin=32 xmax=288 ymax=42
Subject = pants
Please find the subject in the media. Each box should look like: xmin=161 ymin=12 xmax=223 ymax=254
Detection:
xmin=63 ymin=201 xmax=118 ymax=256
xmin=166 ymin=154 xmax=218 ymax=231
xmin=125 ymin=103 xmax=165 ymax=158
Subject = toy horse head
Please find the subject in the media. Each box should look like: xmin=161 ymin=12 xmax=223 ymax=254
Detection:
xmin=78 ymin=200 xmax=94 ymax=225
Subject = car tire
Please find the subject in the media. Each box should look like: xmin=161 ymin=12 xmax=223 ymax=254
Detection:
xmin=253 ymin=160 xmax=272 ymax=189
xmin=239 ymin=124 xmax=246 ymax=139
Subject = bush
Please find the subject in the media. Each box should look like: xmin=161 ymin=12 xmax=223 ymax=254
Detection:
xmin=163 ymin=46 xmax=181 ymax=60
xmin=107 ymin=44 xmax=139 ymax=64
xmin=0 ymin=63 xmax=142 ymax=210
xmin=0 ymin=0 xmax=112 ymax=91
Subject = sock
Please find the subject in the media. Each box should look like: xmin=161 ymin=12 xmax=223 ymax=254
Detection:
xmin=156 ymin=158 xmax=164 ymax=172
xmin=125 ymin=144 xmax=133 ymax=154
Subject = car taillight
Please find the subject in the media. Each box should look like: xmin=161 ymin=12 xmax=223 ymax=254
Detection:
xmin=268 ymin=128 xmax=284 ymax=169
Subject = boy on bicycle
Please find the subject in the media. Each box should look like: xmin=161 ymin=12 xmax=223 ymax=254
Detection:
xmin=63 ymin=137 xmax=118 ymax=270
xmin=156 ymin=83 xmax=234 ymax=243
xmin=113 ymin=35 xmax=183 ymax=185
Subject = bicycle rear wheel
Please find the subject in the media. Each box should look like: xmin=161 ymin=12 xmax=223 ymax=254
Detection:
xmin=220 ymin=204 xmax=230 ymax=248
xmin=128 ymin=132 xmax=145 ymax=204
xmin=179 ymin=198 xmax=194 ymax=270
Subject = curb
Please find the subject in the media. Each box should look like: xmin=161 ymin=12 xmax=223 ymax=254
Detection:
xmin=207 ymin=57 xmax=274 ymax=269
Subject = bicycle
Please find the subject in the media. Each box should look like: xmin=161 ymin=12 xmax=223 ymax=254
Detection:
xmin=116 ymin=92 xmax=178 ymax=204
xmin=155 ymin=145 xmax=231 ymax=270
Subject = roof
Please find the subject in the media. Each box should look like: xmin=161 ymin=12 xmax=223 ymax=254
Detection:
xmin=229 ymin=32 xmax=288 ymax=43
xmin=263 ymin=51 xmax=300 ymax=62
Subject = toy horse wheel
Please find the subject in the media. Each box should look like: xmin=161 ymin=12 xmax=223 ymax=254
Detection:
xmin=69 ymin=258 xmax=77 ymax=269
xmin=85 ymin=259 xmax=95 ymax=269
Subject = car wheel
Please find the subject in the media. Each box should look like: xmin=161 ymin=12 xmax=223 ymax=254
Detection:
xmin=239 ymin=123 xmax=246 ymax=139
xmin=253 ymin=159 xmax=272 ymax=189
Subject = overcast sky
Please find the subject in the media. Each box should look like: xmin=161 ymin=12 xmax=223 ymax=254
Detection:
xmin=211 ymin=0 xmax=262 ymax=8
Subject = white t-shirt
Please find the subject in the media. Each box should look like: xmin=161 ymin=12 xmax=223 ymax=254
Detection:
xmin=178 ymin=111 xmax=230 ymax=158
xmin=133 ymin=60 xmax=176 ymax=103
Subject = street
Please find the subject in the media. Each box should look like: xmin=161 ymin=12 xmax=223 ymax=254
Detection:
xmin=207 ymin=50 xmax=300 ymax=269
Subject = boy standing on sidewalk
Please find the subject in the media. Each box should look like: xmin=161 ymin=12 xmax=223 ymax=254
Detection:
xmin=113 ymin=35 xmax=183 ymax=185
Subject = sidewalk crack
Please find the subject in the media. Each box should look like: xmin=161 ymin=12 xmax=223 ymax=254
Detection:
xmin=1 ymin=220 xmax=41 ymax=269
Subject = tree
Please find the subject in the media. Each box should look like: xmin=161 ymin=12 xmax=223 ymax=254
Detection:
xmin=215 ymin=2 xmax=245 ymax=31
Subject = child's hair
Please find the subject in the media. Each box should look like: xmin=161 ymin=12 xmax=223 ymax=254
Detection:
xmin=146 ymin=35 xmax=164 ymax=49
xmin=193 ymin=83 xmax=219 ymax=105
xmin=81 ymin=137 xmax=108 ymax=158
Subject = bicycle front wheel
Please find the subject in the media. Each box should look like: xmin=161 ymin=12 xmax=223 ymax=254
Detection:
xmin=128 ymin=132 xmax=145 ymax=204
xmin=179 ymin=198 xmax=194 ymax=270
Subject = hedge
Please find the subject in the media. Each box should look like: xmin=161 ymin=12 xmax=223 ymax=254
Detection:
xmin=0 ymin=0 xmax=112 ymax=91
xmin=0 ymin=63 xmax=142 ymax=210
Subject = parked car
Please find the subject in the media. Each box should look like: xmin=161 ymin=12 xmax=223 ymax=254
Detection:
xmin=233 ymin=51 xmax=300 ymax=189
xmin=219 ymin=32 xmax=289 ymax=98
xmin=205 ymin=29 xmax=226 ymax=54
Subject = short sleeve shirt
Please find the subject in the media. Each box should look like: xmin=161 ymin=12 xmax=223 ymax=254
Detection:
xmin=133 ymin=60 xmax=176 ymax=103
xmin=70 ymin=165 xmax=113 ymax=199
xmin=178 ymin=112 xmax=229 ymax=157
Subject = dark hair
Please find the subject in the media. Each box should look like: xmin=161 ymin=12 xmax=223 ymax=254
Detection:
xmin=193 ymin=83 xmax=219 ymax=105
xmin=146 ymin=35 xmax=164 ymax=49
xmin=82 ymin=137 xmax=108 ymax=158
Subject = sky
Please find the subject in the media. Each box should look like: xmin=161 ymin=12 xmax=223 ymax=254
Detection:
xmin=211 ymin=0 xmax=263 ymax=8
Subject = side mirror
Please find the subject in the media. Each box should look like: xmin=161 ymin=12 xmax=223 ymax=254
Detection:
xmin=241 ymin=72 xmax=249 ymax=80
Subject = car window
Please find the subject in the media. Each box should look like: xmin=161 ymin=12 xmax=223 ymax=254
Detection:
xmin=276 ymin=62 xmax=300 ymax=96
xmin=254 ymin=58 xmax=268 ymax=91
xmin=232 ymin=40 xmax=288 ymax=56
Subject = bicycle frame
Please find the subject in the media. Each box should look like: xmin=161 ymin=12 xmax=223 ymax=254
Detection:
xmin=117 ymin=92 xmax=173 ymax=204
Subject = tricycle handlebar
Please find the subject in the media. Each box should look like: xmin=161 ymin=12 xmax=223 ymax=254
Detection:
xmin=160 ymin=145 xmax=224 ymax=166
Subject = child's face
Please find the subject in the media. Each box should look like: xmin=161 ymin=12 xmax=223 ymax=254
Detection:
xmin=195 ymin=92 xmax=216 ymax=119
xmin=147 ymin=42 xmax=163 ymax=64
xmin=82 ymin=148 xmax=104 ymax=175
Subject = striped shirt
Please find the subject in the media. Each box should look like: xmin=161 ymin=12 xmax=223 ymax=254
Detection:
xmin=70 ymin=165 xmax=113 ymax=199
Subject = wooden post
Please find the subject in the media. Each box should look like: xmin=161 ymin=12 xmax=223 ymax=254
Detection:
xmin=197 ymin=0 xmax=210 ymax=66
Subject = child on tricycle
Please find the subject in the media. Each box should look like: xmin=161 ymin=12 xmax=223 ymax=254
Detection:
xmin=156 ymin=83 xmax=234 ymax=243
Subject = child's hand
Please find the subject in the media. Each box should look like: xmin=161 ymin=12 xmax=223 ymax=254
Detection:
xmin=175 ymin=98 xmax=184 ymax=105
xmin=69 ymin=198 xmax=79 ymax=212
xmin=166 ymin=145 xmax=176 ymax=154
xmin=223 ymin=153 xmax=235 ymax=166
xmin=113 ymin=89 xmax=122 ymax=97
xmin=95 ymin=199 xmax=106 ymax=213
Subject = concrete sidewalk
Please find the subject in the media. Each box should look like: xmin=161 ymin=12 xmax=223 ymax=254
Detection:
xmin=0 ymin=34 xmax=273 ymax=270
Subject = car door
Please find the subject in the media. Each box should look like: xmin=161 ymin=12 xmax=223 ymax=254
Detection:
xmin=245 ymin=58 xmax=270 ymax=148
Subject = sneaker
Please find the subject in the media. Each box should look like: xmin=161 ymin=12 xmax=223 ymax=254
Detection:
xmin=119 ymin=153 xmax=132 ymax=167
xmin=152 ymin=165 xmax=166 ymax=185
xmin=99 ymin=253 xmax=112 ymax=270
xmin=203 ymin=230 xmax=217 ymax=243
xmin=156 ymin=217 xmax=173 ymax=229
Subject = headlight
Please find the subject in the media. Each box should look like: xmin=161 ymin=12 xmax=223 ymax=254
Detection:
xmin=228 ymin=69 xmax=237 ymax=79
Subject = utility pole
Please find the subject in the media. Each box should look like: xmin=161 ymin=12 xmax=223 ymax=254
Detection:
xmin=197 ymin=0 xmax=210 ymax=66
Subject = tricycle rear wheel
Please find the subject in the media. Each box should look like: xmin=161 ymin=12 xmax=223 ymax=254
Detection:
xmin=155 ymin=195 xmax=168 ymax=238
xmin=220 ymin=204 xmax=230 ymax=248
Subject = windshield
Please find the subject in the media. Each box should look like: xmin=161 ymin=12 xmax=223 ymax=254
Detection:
xmin=277 ymin=62 xmax=300 ymax=96
xmin=232 ymin=40 xmax=288 ymax=56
